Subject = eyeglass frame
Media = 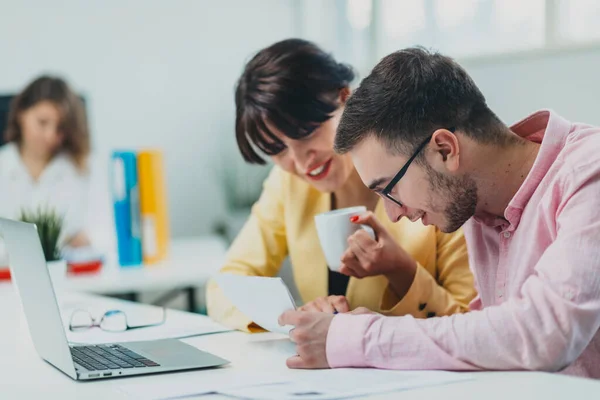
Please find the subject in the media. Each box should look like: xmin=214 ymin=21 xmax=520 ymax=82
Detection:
xmin=68 ymin=308 xmax=167 ymax=332
xmin=380 ymin=127 xmax=455 ymax=208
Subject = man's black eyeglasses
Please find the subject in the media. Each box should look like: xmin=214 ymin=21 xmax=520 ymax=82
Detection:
xmin=380 ymin=127 xmax=455 ymax=208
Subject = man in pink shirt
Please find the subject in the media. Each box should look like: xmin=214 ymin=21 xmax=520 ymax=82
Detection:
xmin=279 ymin=47 xmax=600 ymax=378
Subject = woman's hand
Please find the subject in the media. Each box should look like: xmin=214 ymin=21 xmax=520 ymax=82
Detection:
xmin=298 ymin=295 xmax=350 ymax=314
xmin=66 ymin=231 xmax=91 ymax=247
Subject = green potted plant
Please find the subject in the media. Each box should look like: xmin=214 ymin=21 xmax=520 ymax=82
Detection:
xmin=19 ymin=207 xmax=66 ymax=280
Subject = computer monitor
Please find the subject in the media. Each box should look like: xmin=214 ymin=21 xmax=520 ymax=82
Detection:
xmin=0 ymin=95 xmax=14 ymax=147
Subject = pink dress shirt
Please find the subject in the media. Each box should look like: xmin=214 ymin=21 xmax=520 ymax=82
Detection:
xmin=326 ymin=110 xmax=600 ymax=378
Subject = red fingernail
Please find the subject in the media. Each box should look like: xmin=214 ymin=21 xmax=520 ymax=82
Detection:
xmin=350 ymin=216 xmax=359 ymax=222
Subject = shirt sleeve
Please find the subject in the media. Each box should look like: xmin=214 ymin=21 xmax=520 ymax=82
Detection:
xmin=327 ymin=166 xmax=600 ymax=372
xmin=379 ymin=228 xmax=475 ymax=318
xmin=206 ymin=167 xmax=288 ymax=332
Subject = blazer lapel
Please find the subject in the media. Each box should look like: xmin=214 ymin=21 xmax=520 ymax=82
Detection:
xmin=292 ymin=189 xmax=330 ymax=304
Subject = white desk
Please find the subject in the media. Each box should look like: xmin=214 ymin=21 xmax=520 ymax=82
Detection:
xmin=1 ymin=236 xmax=228 ymax=311
xmin=1 ymin=286 xmax=599 ymax=399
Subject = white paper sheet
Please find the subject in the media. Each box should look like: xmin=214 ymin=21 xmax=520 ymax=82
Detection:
xmin=117 ymin=369 xmax=289 ymax=400
xmin=214 ymin=274 xmax=297 ymax=334
xmin=219 ymin=369 xmax=471 ymax=400
xmin=118 ymin=369 xmax=471 ymax=400
xmin=59 ymin=293 xmax=232 ymax=344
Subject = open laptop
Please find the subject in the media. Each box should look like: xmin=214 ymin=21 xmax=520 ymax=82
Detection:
xmin=0 ymin=217 xmax=229 ymax=380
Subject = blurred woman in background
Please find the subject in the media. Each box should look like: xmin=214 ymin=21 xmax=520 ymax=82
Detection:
xmin=0 ymin=75 xmax=91 ymax=249
xmin=206 ymin=39 xmax=476 ymax=332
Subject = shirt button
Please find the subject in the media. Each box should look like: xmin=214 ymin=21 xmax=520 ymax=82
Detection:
xmin=497 ymin=289 xmax=504 ymax=298
xmin=503 ymin=231 xmax=511 ymax=238
xmin=565 ymin=291 xmax=575 ymax=300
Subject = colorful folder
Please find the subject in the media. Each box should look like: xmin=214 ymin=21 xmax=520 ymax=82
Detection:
xmin=137 ymin=150 xmax=169 ymax=264
xmin=111 ymin=151 xmax=142 ymax=266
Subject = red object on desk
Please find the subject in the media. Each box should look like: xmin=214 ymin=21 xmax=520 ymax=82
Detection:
xmin=0 ymin=258 xmax=104 ymax=280
xmin=67 ymin=260 xmax=103 ymax=275
xmin=0 ymin=268 xmax=10 ymax=280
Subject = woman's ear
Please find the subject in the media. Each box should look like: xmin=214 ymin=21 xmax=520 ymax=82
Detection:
xmin=16 ymin=112 xmax=24 ymax=130
xmin=339 ymin=87 xmax=351 ymax=104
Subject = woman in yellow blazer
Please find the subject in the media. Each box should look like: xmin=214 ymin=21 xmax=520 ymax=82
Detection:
xmin=206 ymin=39 xmax=476 ymax=332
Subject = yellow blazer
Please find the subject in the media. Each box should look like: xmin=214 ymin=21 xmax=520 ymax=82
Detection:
xmin=207 ymin=166 xmax=475 ymax=332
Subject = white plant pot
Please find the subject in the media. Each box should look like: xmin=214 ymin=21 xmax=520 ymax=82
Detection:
xmin=47 ymin=259 xmax=67 ymax=283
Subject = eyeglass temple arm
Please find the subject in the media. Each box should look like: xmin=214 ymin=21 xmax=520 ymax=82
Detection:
xmin=125 ymin=307 xmax=167 ymax=330
xmin=384 ymin=135 xmax=432 ymax=192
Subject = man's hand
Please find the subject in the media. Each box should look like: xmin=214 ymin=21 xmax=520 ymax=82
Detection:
xmin=298 ymin=296 xmax=350 ymax=313
xmin=339 ymin=212 xmax=418 ymax=300
xmin=278 ymin=308 xmax=377 ymax=369
xmin=278 ymin=310 xmax=335 ymax=369
xmin=339 ymin=211 xmax=417 ymax=279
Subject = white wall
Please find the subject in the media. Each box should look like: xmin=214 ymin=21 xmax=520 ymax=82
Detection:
xmin=298 ymin=2 xmax=600 ymax=128
xmin=0 ymin=0 xmax=298 ymax=249
xmin=3 ymin=0 xmax=599 ymax=250
xmin=463 ymin=48 xmax=600 ymax=126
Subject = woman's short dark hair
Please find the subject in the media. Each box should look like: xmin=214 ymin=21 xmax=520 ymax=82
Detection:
xmin=235 ymin=38 xmax=355 ymax=164
xmin=5 ymin=75 xmax=90 ymax=170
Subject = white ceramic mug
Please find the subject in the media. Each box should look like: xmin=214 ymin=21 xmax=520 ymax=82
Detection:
xmin=314 ymin=206 xmax=376 ymax=272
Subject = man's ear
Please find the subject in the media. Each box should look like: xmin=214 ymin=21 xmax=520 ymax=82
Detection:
xmin=428 ymin=128 xmax=460 ymax=172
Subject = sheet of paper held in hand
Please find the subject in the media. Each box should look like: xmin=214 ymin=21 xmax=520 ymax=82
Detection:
xmin=214 ymin=274 xmax=297 ymax=334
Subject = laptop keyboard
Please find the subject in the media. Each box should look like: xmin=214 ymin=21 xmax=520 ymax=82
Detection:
xmin=70 ymin=344 xmax=160 ymax=371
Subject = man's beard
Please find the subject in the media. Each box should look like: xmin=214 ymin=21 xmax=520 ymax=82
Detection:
xmin=425 ymin=165 xmax=478 ymax=233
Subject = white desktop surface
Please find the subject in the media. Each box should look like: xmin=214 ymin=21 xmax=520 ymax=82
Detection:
xmin=32 ymin=236 xmax=226 ymax=295
xmin=1 ymin=286 xmax=599 ymax=399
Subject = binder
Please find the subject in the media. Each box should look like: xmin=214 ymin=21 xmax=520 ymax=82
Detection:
xmin=111 ymin=151 xmax=142 ymax=266
xmin=137 ymin=150 xmax=169 ymax=264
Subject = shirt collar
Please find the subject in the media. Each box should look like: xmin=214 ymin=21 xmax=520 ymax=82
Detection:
xmin=472 ymin=213 xmax=509 ymax=229
xmin=0 ymin=142 xmax=76 ymax=183
xmin=475 ymin=110 xmax=572 ymax=229
xmin=508 ymin=110 xmax=571 ymax=222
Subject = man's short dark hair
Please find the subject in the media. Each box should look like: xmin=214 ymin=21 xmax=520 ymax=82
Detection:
xmin=335 ymin=47 xmax=507 ymax=157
